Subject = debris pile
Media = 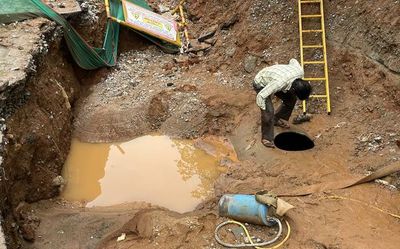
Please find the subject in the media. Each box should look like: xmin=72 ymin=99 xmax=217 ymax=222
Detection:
xmin=355 ymin=132 xmax=399 ymax=155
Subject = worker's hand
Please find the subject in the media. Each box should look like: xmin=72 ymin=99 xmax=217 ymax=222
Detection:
xmin=256 ymin=94 xmax=266 ymax=110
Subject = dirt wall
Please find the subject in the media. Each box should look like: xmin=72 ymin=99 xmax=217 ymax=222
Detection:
xmin=0 ymin=20 xmax=81 ymax=248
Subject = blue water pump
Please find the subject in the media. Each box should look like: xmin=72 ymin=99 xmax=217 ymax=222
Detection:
xmin=218 ymin=194 xmax=276 ymax=226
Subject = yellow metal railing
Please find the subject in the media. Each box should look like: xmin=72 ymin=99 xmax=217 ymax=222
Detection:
xmin=298 ymin=0 xmax=331 ymax=114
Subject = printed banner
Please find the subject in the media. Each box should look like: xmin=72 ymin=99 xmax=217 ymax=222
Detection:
xmin=122 ymin=0 xmax=181 ymax=46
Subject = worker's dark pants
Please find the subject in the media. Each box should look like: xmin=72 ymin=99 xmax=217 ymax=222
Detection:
xmin=253 ymin=83 xmax=297 ymax=142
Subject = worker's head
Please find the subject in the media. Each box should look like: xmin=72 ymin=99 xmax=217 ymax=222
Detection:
xmin=292 ymin=79 xmax=312 ymax=100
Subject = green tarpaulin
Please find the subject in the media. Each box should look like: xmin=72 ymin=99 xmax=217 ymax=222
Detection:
xmin=0 ymin=0 xmax=40 ymax=23
xmin=1 ymin=0 xmax=179 ymax=69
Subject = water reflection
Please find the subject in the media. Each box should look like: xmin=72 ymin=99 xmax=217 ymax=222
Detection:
xmin=62 ymin=135 xmax=235 ymax=213
xmin=62 ymin=141 xmax=110 ymax=203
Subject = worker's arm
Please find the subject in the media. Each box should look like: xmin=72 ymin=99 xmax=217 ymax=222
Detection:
xmin=256 ymin=80 xmax=280 ymax=110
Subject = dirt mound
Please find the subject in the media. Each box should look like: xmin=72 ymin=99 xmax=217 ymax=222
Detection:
xmin=73 ymin=47 xmax=253 ymax=143
xmin=97 ymin=209 xmax=218 ymax=249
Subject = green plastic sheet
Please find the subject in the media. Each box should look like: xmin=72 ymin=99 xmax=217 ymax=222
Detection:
xmin=0 ymin=0 xmax=40 ymax=23
xmin=2 ymin=0 xmax=179 ymax=69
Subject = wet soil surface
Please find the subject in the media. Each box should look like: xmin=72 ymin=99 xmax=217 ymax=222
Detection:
xmin=2 ymin=0 xmax=399 ymax=248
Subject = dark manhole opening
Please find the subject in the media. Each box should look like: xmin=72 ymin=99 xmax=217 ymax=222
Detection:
xmin=274 ymin=131 xmax=315 ymax=151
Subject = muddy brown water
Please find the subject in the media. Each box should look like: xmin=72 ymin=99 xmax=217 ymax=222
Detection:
xmin=61 ymin=135 xmax=233 ymax=213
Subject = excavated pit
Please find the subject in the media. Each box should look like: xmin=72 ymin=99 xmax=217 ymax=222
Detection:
xmin=1 ymin=1 xmax=400 ymax=249
xmin=0 ymin=22 xmax=243 ymax=247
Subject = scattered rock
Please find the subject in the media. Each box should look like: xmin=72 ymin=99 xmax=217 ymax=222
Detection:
xmin=20 ymin=224 xmax=35 ymax=242
xmin=221 ymin=14 xmax=239 ymax=30
xmin=52 ymin=175 xmax=65 ymax=186
xmin=174 ymin=55 xmax=201 ymax=67
xmin=57 ymin=3 xmax=66 ymax=8
xmin=375 ymin=179 xmax=397 ymax=190
xmin=219 ymin=157 xmax=236 ymax=167
xmin=292 ymin=113 xmax=312 ymax=124
xmin=198 ymin=24 xmax=219 ymax=42
xmin=188 ymin=40 xmax=212 ymax=53
xmin=244 ymin=55 xmax=257 ymax=73
xmin=158 ymin=4 xmax=169 ymax=13
xmin=117 ymin=233 xmax=126 ymax=242
xmin=204 ymin=37 xmax=217 ymax=45
xmin=225 ymin=46 xmax=236 ymax=57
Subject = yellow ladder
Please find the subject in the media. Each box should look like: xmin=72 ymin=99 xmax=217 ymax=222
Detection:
xmin=298 ymin=0 xmax=331 ymax=114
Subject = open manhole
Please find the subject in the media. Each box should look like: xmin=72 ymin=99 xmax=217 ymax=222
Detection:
xmin=274 ymin=131 xmax=315 ymax=151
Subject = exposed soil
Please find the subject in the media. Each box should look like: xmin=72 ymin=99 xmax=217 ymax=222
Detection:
xmin=1 ymin=0 xmax=399 ymax=249
xmin=0 ymin=17 xmax=82 ymax=248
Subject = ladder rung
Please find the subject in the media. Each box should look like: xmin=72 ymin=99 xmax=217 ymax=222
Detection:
xmin=301 ymin=14 xmax=322 ymax=18
xmin=303 ymin=61 xmax=325 ymax=64
xmin=304 ymin=78 xmax=326 ymax=81
xmin=302 ymin=29 xmax=323 ymax=33
xmin=310 ymin=95 xmax=327 ymax=98
xmin=303 ymin=45 xmax=323 ymax=48
xmin=301 ymin=0 xmax=321 ymax=3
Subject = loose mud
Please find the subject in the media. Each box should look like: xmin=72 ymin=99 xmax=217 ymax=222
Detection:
xmin=0 ymin=0 xmax=399 ymax=249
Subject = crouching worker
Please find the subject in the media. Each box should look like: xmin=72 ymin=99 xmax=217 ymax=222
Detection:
xmin=253 ymin=58 xmax=312 ymax=148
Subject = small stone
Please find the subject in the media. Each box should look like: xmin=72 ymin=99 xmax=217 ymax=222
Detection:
xmin=292 ymin=113 xmax=312 ymax=124
xmin=117 ymin=233 xmax=126 ymax=242
xmin=187 ymin=41 xmax=211 ymax=53
xmin=219 ymin=157 xmax=235 ymax=167
xmin=158 ymin=4 xmax=169 ymax=13
xmin=57 ymin=3 xmax=65 ymax=8
xmin=204 ymin=37 xmax=217 ymax=45
xmin=198 ymin=24 xmax=219 ymax=42
xmin=225 ymin=46 xmax=236 ymax=57
xmin=20 ymin=224 xmax=35 ymax=242
xmin=244 ymin=55 xmax=257 ymax=73
xmin=5 ymin=134 xmax=14 ymax=140
xmin=166 ymin=82 xmax=174 ymax=87
xmin=52 ymin=176 xmax=65 ymax=186
xmin=221 ymin=14 xmax=239 ymax=29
